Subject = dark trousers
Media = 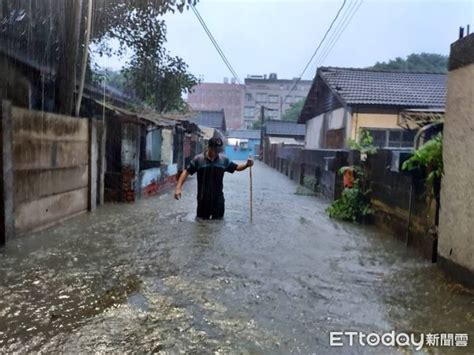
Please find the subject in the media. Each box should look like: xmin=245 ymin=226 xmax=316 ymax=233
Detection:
xmin=197 ymin=197 xmax=225 ymax=220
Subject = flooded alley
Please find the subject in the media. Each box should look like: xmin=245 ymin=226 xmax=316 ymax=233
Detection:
xmin=1 ymin=162 xmax=473 ymax=353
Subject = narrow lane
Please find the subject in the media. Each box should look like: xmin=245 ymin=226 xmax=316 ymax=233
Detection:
xmin=0 ymin=162 xmax=473 ymax=353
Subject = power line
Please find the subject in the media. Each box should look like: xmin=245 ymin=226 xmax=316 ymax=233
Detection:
xmin=191 ymin=4 xmax=241 ymax=84
xmin=315 ymin=0 xmax=363 ymax=68
xmin=283 ymin=0 xmax=347 ymax=104
xmin=311 ymin=0 xmax=359 ymax=72
xmin=191 ymin=5 xmax=240 ymax=83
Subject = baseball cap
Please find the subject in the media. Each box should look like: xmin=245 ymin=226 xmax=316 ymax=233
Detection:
xmin=208 ymin=137 xmax=223 ymax=147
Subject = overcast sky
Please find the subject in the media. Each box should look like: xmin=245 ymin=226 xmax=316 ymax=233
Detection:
xmin=95 ymin=0 xmax=473 ymax=83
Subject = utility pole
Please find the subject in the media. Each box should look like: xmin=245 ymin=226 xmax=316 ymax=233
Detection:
xmin=259 ymin=105 xmax=265 ymax=160
xmin=259 ymin=105 xmax=278 ymax=162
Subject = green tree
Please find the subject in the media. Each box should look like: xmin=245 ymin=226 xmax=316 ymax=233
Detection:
xmin=368 ymin=53 xmax=448 ymax=73
xmin=1 ymin=0 xmax=198 ymax=114
xmin=105 ymin=70 xmax=128 ymax=92
xmin=251 ymin=120 xmax=263 ymax=130
xmin=281 ymin=98 xmax=306 ymax=122
xmin=402 ymin=133 xmax=443 ymax=192
xmin=92 ymin=0 xmax=199 ymax=112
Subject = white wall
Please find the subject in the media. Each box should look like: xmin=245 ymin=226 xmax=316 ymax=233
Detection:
xmin=305 ymin=114 xmax=323 ymax=149
xmin=327 ymin=107 xmax=346 ymax=130
xmin=305 ymin=107 xmax=351 ymax=149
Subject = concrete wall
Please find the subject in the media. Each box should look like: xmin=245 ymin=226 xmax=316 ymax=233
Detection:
xmin=305 ymin=114 xmax=324 ymax=149
xmin=438 ymin=33 xmax=474 ymax=285
xmin=12 ymin=107 xmax=90 ymax=233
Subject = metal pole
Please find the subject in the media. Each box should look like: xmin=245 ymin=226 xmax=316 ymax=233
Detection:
xmin=405 ymin=179 xmax=414 ymax=246
xmin=259 ymin=105 xmax=265 ymax=160
xmin=249 ymin=160 xmax=253 ymax=223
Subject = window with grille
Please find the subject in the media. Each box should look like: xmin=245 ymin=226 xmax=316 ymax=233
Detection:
xmin=364 ymin=129 xmax=416 ymax=148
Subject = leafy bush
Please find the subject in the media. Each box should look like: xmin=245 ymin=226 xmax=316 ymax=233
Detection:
xmin=326 ymin=181 xmax=373 ymax=223
xmin=327 ymin=130 xmax=376 ymax=223
xmin=347 ymin=129 xmax=378 ymax=156
xmin=402 ymin=133 xmax=443 ymax=189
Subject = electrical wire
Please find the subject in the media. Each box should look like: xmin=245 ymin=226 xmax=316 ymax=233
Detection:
xmin=191 ymin=4 xmax=241 ymax=84
xmin=283 ymin=0 xmax=347 ymax=104
xmin=311 ymin=0 xmax=359 ymax=72
xmin=315 ymin=0 xmax=363 ymax=69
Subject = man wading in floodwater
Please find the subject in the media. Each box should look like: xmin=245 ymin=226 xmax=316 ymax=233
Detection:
xmin=174 ymin=137 xmax=254 ymax=219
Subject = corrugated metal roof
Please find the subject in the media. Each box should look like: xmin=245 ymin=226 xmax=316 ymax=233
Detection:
xmin=92 ymin=99 xmax=178 ymax=127
xmin=265 ymin=120 xmax=306 ymax=137
xmin=319 ymin=67 xmax=446 ymax=108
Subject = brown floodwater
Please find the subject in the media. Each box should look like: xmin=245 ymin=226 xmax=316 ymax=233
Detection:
xmin=0 ymin=162 xmax=472 ymax=353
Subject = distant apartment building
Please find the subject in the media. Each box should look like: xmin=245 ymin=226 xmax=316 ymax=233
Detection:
xmin=243 ymin=73 xmax=312 ymax=128
xmin=187 ymin=80 xmax=244 ymax=130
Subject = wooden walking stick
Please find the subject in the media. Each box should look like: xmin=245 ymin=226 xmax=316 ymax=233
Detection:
xmin=249 ymin=156 xmax=253 ymax=223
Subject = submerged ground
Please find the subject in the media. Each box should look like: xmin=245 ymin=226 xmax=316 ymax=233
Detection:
xmin=0 ymin=162 xmax=473 ymax=353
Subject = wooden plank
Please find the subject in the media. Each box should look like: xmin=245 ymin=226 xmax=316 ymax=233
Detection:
xmin=12 ymin=106 xmax=88 ymax=142
xmin=13 ymin=139 xmax=89 ymax=171
xmin=14 ymin=166 xmax=88 ymax=205
xmin=15 ymin=187 xmax=88 ymax=233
